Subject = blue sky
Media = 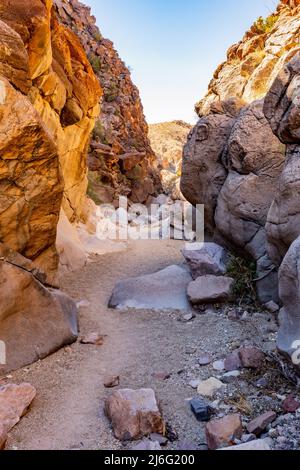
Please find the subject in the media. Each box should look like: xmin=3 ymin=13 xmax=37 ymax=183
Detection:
xmin=84 ymin=0 xmax=278 ymax=123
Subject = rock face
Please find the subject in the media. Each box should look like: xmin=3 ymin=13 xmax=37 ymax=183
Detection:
xmin=149 ymin=121 xmax=192 ymax=199
xmin=197 ymin=0 xmax=300 ymax=116
xmin=0 ymin=244 xmax=78 ymax=373
xmin=109 ymin=265 xmax=192 ymax=311
xmin=55 ymin=0 xmax=161 ymax=205
xmin=264 ymin=53 xmax=300 ymax=264
xmin=105 ymin=389 xmax=164 ymax=441
xmin=0 ymin=0 xmax=100 ymax=370
xmin=181 ymin=100 xmax=285 ymax=303
xmin=181 ymin=99 xmax=244 ymax=233
xmin=276 ymin=237 xmax=300 ymax=369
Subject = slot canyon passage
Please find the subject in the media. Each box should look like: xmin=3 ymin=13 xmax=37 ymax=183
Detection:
xmin=2 ymin=0 xmax=300 ymax=452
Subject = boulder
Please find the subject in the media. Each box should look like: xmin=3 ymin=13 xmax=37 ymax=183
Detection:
xmin=277 ymin=236 xmax=300 ymax=369
xmin=182 ymin=243 xmax=229 ymax=279
xmin=109 ymin=265 xmax=192 ymax=311
xmin=105 ymin=389 xmax=164 ymax=441
xmin=181 ymin=100 xmax=244 ymax=234
xmin=187 ymin=275 xmax=234 ymax=306
xmin=206 ymin=414 xmax=243 ymax=450
xmin=0 ymin=249 xmax=78 ymax=373
xmin=221 ymin=439 xmax=271 ymax=451
xmin=0 ymin=383 xmax=36 ymax=449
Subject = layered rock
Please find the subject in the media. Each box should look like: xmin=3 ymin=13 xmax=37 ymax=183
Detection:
xmin=0 ymin=0 xmax=101 ymax=371
xmin=55 ymin=0 xmax=161 ymax=205
xmin=149 ymin=121 xmax=192 ymax=199
xmin=197 ymin=0 xmax=300 ymax=116
xmin=0 ymin=0 xmax=101 ymax=278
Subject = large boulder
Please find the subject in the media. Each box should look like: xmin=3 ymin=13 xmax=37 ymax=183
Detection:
xmin=181 ymin=99 xmax=244 ymax=234
xmin=215 ymin=100 xmax=285 ymax=302
xmin=109 ymin=265 xmax=192 ymax=311
xmin=187 ymin=275 xmax=234 ymax=306
xmin=0 ymin=245 xmax=78 ymax=373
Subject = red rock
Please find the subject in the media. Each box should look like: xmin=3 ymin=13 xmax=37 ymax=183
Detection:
xmin=105 ymin=389 xmax=164 ymax=441
xmin=104 ymin=376 xmax=120 ymax=389
xmin=282 ymin=395 xmax=300 ymax=413
xmin=224 ymin=350 xmax=242 ymax=371
xmin=0 ymin=383 xmax=36 ymax=449
xmin=152 ymin=372 xmax=171 ymax=381
xmin=239 ymin=347 xmax=265 ymax=369
xmin=205 ymin=414 xmax=243 ymax=450
xmin=80 ymin=332 xmax=106 ymax=345
xmin=247 ymin=411 xmax=277 ymax=436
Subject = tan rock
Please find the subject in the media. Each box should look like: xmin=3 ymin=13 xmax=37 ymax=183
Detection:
xmin=0 ymin=251 xmax=78 ymax=373
xmin=105 ymin=389 xmax=164 ymax=441
xmin=206 ymin=414 xmax=243 ymax=450
xmin=197 ymin=377 xmax=224 ymax=397
xmin=0 ymin=383 xmax=36 ymax=449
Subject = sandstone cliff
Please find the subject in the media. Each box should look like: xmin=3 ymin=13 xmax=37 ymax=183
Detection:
xmin=55 ymin=0 xmax=161 ymax=205
xmin=149 ymin=121 xmax=192 ymax=199
xmin=197 ymin=0 xmax=300 ymax=116
xmin=0 ymin=0 xmax=101 ymax=372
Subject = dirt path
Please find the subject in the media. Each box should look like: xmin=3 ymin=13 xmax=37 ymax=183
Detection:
xmin=5 ymin=240 xmax=279 ymax=450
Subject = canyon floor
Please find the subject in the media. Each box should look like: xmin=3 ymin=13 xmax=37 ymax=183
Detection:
xmin=3 ymin=240 xmax=299 ymax=451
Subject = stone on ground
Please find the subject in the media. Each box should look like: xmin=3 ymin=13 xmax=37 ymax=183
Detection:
xmin=206 ymin=414 xmax=243 ymax=450
xmin=224 ymin=351 xmax=242 ymax=371
xmin=197 ymin=377 xmax=224 ymax=397
xmin=187 ymin=275 xmax=234 ymax=306
xmin=132 ymin=439 xmax=161 ymax=450
xmin=182 ymin=243 xmax=229 ymax=279
xmin=221 ymin=439 xmax=271 ymax=451
xmin=247 ymin=411 xmax=277 ymax=436
xmin=0 ymin=383 xmax=36 ymax=449
xmin=109 ymin=265 xmax=192 ymax=311
xmin=104 ymin=389 xmax=164 ymax=441
xmin=80 ymin=332 xmax=106 ymax=346
xmin=239 ymin=347 xmax=265 ymax=369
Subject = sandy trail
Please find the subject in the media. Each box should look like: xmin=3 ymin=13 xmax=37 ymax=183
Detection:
xmin=5 ymin=240 xmax=272 ymax=450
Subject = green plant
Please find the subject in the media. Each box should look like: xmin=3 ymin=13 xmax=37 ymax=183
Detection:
xmin=226 ymin=256 xmax=257 ymax=304
xmin=88 ymin=52 xmax=101 ymax=73
xmin=254 ymin=14 xmax=279 ymax=34
xmin=93 ymin=31 xmax=102 ymax=42
xmin=104 ymin=83 xmax=119 ymax=102
xmin=92 ymin=120 xmax=109 ymax=144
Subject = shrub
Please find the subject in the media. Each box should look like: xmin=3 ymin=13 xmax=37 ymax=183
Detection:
xmin=254 ymin=14 xmax=279 ymax=34
xmin=92 ymin=120 xmax=109 ymax=144
xmin=226 ymin=256 xmax=257 ymax=304
xmin=88 ymin=52 xmax=101 ymax=73
xmin=104 ymin=83 xmax=119 ymax=102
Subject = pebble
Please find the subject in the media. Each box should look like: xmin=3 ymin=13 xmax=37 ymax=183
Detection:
xmin=197 ymin=377 xmax=224 ymax=397
xmin=213 ymin=360 xmax=225 ymax=372
xmin=190 ymin=398 xmax=214 ymax=422
xmin=198 ymin=354 xmax=212 ymax=366
xmin=188 ymin=379 xmax=201 ymax=389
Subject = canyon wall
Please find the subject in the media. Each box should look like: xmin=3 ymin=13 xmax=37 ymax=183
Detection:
xmin=55 ymin=0 xmax=161 ymax=206
xmin=181 ymin=0 xmax=300 ymax=367
xmin=0 ymin=0 xmax=101 ymax=372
